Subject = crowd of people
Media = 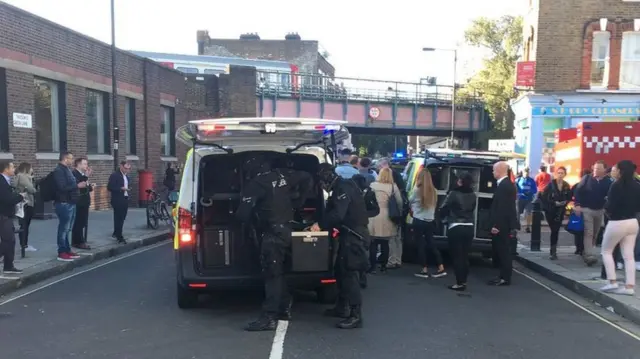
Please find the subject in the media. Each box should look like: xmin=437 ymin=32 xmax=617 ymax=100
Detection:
xmin=516 ymin=160 xmax=640 ymax=296
xmin=0 ymin=153 xmax=135 ymax=274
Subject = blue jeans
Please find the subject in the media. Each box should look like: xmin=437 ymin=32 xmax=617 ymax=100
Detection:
xmin=55 ymin=202 xmax=76 ymax=254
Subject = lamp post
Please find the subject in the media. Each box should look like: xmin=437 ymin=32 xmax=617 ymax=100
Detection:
xmin=110 ymin=0 xmax=119 ymax=171
xmin=422 ymin=47 xmax=457 ymax=148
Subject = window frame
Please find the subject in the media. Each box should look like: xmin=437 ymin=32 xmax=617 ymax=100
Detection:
xmin=160 ymin=105 xmax=176 ymax=157
xmin=0 ymin=68 xmax=8 ymax=152
xmin=619 ymin=31 xmax=640 ymax=89
xmin=590 ymin=31 xmax=611 ymax=90
xmin=33 ymin=77 xmax=62 ymax=153
xmin=85 ymin=89 xmax=110 ymax=154
xmin=125 ymin=98 xmax=136 ymax=155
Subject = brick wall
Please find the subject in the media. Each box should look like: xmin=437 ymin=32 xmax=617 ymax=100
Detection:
xmin=0 ymin=2 xmax=254 ymax=210
xmin=532 ymin=0 xmax=640 ymax=92
xmin=197 ymin=31 xmax=327 ymax=75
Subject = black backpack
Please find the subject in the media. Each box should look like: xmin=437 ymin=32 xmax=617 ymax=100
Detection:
xmin=351 ymin=175 xmax=379 ymax=218
xmin=39 ymin=171 xmax=56 ymax=202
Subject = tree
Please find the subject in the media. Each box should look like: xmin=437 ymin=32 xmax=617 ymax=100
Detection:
xmin=458 ymin=15 xmax=523 ymax=146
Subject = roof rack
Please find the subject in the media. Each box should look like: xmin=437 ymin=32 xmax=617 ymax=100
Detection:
xmin=424 ymin=148 xmax=515 ymax=162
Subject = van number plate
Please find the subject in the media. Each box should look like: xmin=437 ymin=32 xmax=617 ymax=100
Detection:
xmin=264 ymin=123 xmax=277 ymax=133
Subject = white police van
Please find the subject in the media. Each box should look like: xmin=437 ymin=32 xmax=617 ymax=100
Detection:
xmin=173 ymin=117 xmax=349 ymax=308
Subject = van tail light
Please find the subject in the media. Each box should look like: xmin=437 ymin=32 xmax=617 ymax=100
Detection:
xmin=178 ymin=208 xmax=195 ymax=246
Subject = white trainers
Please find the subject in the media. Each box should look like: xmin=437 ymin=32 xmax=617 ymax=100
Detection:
xmin=616 ymin=262 xmax=624 ymax=270
xmin=600 ymin=283 xmax=620 ymax=293
xmin=24 ymin=245 xmax=37 ymax=252
xmin=614 ymin=287 xmax=635 ymax=296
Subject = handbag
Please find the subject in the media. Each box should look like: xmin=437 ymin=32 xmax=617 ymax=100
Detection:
xmin=388 ymin=185 xmax=403 ymax=222
xmin=565 ymin=210 xmax=584 ymax=234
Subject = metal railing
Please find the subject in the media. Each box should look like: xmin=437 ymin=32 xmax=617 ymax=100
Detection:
xmin=255 ymin=71 xmax=483 ymax=107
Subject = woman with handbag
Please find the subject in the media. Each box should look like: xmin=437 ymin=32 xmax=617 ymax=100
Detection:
xmin=367 ymin=168 xmax=403 ymax=272
xmin=411 ymin=169 xmax=446 ymax=278
xmin=540 ymin=166 xmax=572 ymax=260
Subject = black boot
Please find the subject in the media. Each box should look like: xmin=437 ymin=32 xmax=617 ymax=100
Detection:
xmin=323 ymin=301 xmax=350 ymax=318
xmin=337 ymin=305 xmax=362 ymax=329
xmin=550 ymin=246 xmax=558 ymax=260
xmin=278 ymin=298 xmax=293 ymax=321
xmin=359 ymin=272 xmax=368 ymax=289
xmin=245 ymin=314 xmax=277 ymax=332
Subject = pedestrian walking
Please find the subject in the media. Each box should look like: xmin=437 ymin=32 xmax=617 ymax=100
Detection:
xmin=0 ymin=160 xmax=27 ymax=274
xmin=440 ymin=171 xmax=476 ymax=291
xmin=411 ymin=168 xmax=446 ymax=278
xmin=516 ymin=167 xmax=536 ymax=233
xmin=12 ymin=162 xmax=37 ymax=253
xmin=600 ymin=160 xmax=640 ymax=296
xmin=540 ymin=166 xmax=572 ymax=260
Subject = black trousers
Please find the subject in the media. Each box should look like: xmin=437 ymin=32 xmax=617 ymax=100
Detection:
xmin=0 ymin=216 xmax=16 ymax=270
xmin=368 ymin=238 xmax=389 ymax=270
xmin=18 ymin=205 xmax=34 ymax=248
xmin=112 ymin=198 xmax=129 ymax=238
xmin=574 ymin=231 xmax=584 ymax=253
xmin=72 ymin=204 xmax=90 ymax=245
xmin=335 ymin=234 xmax=364 ymax=307
xmin=261 ymin=231 xmax=291 ymax=316
xmin=448 ymin=225 xmax=474 ymax=285
xmin=491 ymin=231 xmax=513 ymax=282
xmin=414 ymin=219 xmax=443 ymax=267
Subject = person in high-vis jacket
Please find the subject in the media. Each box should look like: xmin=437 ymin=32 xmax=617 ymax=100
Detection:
xmin=310 ymin=163 xmax=370 ymax=329
xmin=236 ymin=155 xmax=312 ymax=332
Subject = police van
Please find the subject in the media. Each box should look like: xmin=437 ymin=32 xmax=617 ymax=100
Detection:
xmin=172 ymin=117 xmax=349 ymax=309
xmin=401 ymin=148 xmax=520 ymax=262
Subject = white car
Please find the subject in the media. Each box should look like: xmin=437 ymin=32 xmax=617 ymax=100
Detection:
xmin=172 ymin=117 xmax=349 ymax=308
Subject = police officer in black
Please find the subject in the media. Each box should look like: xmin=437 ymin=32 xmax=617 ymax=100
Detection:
xmin=236 ymin=155 xmax=312 ymax=332
xmin=309 ymin=163 xmax=370 ymax=329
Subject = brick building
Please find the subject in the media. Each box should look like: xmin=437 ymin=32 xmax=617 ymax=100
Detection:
xmin=511 ymin=0 xmax=640 ymax=174
xmin=196 ymin=31 xmax=335 ymax=83
xmin=0 ymin=2 xmax=256 ymax=210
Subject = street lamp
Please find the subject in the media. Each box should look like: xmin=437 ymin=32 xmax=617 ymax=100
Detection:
xmin=422 ymin=47 xmax=457 ymax=148
xmin=110 ymin=0 xmax=119 ymax=171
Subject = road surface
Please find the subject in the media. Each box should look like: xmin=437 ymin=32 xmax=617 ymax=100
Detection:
xmin=1 ymin=242 xmax=639 ymax=359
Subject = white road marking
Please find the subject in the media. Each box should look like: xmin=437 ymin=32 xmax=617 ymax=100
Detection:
xmin=0 ymin=240 xmax=170 ymax=306
xmin=514 ymin=268 xmax=640 ymax=341
xmin=268 ymin=320 xmax=289 ymax=359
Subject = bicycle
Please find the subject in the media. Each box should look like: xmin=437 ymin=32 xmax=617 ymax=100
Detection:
xmin=146 ymin=188 xmax=173 ymax=229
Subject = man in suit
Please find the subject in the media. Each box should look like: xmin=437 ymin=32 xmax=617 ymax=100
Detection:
xmin=72 ymin=157 xmax=94 ymax=250
xmin=107 ymin=161 xmax=131 ymax=244
xmin=0 ymin=160 xmax=27 ymax=274
xmin=488 ymin=161 xmax=519 ymax=286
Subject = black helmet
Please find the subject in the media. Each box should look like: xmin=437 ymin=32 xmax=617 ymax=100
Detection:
xmin=244 ymin=155 xmax=271 ymax=179
xmin=317 ymin=163 xmax=338 ymax=190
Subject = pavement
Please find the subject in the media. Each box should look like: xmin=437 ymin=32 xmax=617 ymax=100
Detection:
xmin=0 ymin=208 xmax=170 ymax=297
xmin=0 ymin=243 xmax=638 ymax=359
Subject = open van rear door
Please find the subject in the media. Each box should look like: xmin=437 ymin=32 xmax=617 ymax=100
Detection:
xmin=176 ymin=117 xmax=350 ymax=153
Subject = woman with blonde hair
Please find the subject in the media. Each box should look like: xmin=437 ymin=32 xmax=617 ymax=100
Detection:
xmin=368 ymin=168 xmax=403 ymax=273
xmin=412 ymin=169 xmax=446 ymax=278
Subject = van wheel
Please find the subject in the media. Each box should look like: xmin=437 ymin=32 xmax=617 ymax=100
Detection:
xmin=177 ymin=284 xmax=199 ymax=309
xmin=316 ymin=284 xmax=338 ymax=304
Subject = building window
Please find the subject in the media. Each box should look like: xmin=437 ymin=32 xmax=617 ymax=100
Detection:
xmin=34 ymin=77 xmax=61 ymax=152
xmin=86 ymin=90 xmax=109 ymax=154
xmin=590 ymin=31 xmax=610 ymax=88
xmin=125 ymin=98 xmax=136 ymax=154
xmin=0 ymin=68 xmax=8 ymax=152
xmin=620 ymin=32 xmax=640 ymax=89
xmin=160 ymin=105 xmax=175 ymax=156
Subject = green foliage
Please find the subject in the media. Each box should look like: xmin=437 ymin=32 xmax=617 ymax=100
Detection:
xmin=458 ymin=15 xmax=523 ymax=142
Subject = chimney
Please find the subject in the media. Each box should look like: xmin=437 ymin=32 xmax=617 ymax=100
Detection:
xmin=239 ymin=33 xmax=261 ymax=40
xmin=196 ymin=30 xmax=209 ymax=55
xmin=285 ymin=32 xmax=301 ymax=40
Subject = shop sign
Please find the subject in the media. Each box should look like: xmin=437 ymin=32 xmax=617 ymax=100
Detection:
xmin=532 ymin=106 xmax=640 ymax=117
xmin=516 ymin=61 xmax=536 ymax=87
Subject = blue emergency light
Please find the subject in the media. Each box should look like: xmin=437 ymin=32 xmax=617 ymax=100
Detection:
xmin=394 ymin=152 xmax=405 ymax=158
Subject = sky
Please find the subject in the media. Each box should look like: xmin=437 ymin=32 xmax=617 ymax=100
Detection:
xmin=5 ymin=0 xmax=526 ymax=88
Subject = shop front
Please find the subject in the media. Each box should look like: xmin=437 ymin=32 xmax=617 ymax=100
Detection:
xmin=510 ymin=93 xmax=639 ymax=176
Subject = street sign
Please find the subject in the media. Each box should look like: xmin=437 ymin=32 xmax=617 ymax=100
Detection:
xmin=12 ymin=113 xmax=32 ymax=129
xmin=488 ymin=139 xmax=515 ymax=152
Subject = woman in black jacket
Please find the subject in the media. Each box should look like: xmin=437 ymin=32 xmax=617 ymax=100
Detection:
xmin=439 ymin=172 xmax=477 ymax=291
xmin=541 ymin=166 xmax=572 ymax=260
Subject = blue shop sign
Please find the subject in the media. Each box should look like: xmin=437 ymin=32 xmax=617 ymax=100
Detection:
xmin=531 ymin=106 xmax=640 ymax=117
